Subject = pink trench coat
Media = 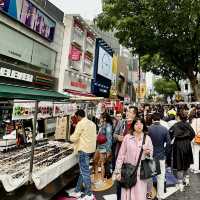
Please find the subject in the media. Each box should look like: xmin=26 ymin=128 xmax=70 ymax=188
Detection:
xmin=116 ymin=134 xmax=153 ymax=200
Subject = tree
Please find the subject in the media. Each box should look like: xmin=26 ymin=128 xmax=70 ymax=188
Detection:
xmin=96 ymin=0 xmax=200 ymax=100
xmin=153 ymin=78 xmax=178 ymax=100
xmin=141 ymin=54 xmax=186 ymax=91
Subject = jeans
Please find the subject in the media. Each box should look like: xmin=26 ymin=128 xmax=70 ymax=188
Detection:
xmin=157 ymin=160 xmax=166 ymax=199
xmin=75 ymin=151 xmax=92 ymax=196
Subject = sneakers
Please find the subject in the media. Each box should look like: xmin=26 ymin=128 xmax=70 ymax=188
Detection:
xmin=179 ymin=183 xmax=185 ymax=192
xmin=78 ymin=194 xmax=94 ymax=200
xmin=68 ymin=191 xmax=82 ymax=198
xmin=184 ymin=176 xmax=190 ymax=186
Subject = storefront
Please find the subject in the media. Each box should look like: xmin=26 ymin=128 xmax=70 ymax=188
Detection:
xmin=91 ymin=38 xmax=113 ymax=98
xmin=0 ymin=82 xmax=83 ymax=200
xmin=0 ymin=2 xmax=81 ymax=198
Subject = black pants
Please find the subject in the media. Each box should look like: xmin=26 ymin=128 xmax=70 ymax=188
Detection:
xmin=112 ymin=143 xmax=116 ymax=171
xmin=116 ymin=182 xmax=121 ymax=200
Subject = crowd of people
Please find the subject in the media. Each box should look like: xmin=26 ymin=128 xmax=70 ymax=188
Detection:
xmin=68 ymin=103 xmax=200 ymax=200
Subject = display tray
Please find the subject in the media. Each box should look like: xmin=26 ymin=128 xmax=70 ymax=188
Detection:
xmin=0 ymin=163 xmax=79 ymax=200
xmin=0 ymin=141 xmax=78 ymax=192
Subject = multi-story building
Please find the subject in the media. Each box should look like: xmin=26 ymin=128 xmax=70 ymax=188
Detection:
xmin=0 ymin=0 xmax=65 ymax=91
xmin=59 ymin=15 xmax=96 ymax=97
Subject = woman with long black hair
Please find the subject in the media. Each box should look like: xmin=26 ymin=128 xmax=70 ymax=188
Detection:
xmin=169 ymin=110 xmax=195 ymax=191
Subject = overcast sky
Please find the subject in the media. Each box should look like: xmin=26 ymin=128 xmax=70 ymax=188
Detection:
xmin=48 ymin=0 xmax=102 ymax=20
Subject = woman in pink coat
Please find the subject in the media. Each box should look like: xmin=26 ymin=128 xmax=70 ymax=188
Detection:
xmin=114 ymin=118 xmax=153 ymax=200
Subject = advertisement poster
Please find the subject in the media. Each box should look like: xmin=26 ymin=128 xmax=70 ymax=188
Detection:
xmin=97 ymin=46 xmax=113 ymax=80
xmin=38 ymin=101 xmax=53 ymax=119
xmin=0 ymin=0 xmax=55 ymax=41
xmin=53 ymin=103 xmax=77 ymax=117
xmin=12 ymin=100 xmax=35 ymax=120
xmin=53 ymin=103 xmax=68 ymax=117
xmin=69 ymin=46 xmax=82 ymax=61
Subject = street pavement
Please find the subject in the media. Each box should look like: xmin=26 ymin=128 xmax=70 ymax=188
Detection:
xmin=94 ymin=173 xmax=200 ymax=200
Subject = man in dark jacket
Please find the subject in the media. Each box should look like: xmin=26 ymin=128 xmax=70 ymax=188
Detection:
xmin=148 ymin=112 xmax=171 ymax=200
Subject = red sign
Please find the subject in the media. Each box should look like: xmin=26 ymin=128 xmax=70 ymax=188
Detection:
xmin=71 ymin=81 xmax=87 ymax=89
xmin=69 ymin=46 xmax=81 ymax=61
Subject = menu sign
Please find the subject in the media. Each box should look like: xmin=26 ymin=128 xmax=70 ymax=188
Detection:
xmin=12 ymin=100 xmax=35 ymax=120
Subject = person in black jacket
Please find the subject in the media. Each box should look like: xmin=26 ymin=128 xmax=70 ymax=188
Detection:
xmin=169 ymin=109 xmax=195 ymax=192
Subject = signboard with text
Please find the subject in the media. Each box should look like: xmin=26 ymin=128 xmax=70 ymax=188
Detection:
xmin=0 ymin=0 xmax=56 ymax=41
xmin=69 ymin=46 xmax=82 ymax=61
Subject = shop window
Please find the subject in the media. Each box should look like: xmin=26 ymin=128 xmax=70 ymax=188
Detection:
xmin=72 ymin=28 xmax=84 ymax=46
xmin=69 ymin=59 xmax=81 ymax=71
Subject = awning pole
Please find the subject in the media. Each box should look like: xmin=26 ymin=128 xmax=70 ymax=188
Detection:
xmin=28 ymin=100 xmax=38 ymax=183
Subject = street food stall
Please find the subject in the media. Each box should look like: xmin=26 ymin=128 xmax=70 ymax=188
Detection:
xmin=0 ymin=83 xmax=79 ymax=200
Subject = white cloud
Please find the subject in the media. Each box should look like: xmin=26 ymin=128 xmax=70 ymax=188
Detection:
xmin=48 ymin=0 xmax=102 ymax=20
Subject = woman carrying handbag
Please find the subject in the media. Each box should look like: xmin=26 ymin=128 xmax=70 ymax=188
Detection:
xmin=113 ymin=118 xmax=153 ymax=200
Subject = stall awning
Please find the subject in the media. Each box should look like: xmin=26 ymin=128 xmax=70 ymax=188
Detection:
xmin=0 ymin=83 xmax=69 ymax=101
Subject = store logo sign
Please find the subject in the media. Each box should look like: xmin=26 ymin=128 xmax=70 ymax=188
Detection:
xmin=71 ymin=81 xmax=87 ymax=89
xmin=0 ymin=67 xmax=33 ymax=82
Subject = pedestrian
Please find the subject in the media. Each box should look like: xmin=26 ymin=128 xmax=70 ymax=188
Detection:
xmin=69 ymin=110 xmax=97 ymax=200
xmin=169 ymin=110 xmax=195 ymax=192
xmin=148 ymin=112 xmax=171 ymax=200
xmin=115 ymin=106 xmax=139 ymax=200
xmin=190 ymin=107 xmax=200 ymax=173
xmin=93 ymin=112 xmax=113 ymax=187
xmin=113 ymin=117 xmax=153 ymax=200
xmin=112 ymin=112 xmax=126 ymax=169
xmin=168 ymin=114 xmax=177 ymax=129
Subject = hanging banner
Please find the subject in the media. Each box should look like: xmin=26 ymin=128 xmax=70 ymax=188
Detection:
xmin=53 ymin=103 xmax=67 ymax=117
xmin=38 ymin=101 xmax=53 ymax=119
xmin=69 ymin=46 xmax=82 ymax=61
xmin=53 ymin=103 xmax=77 ymax=117
xmin=12 ymin=100 xmax=35 ymax=120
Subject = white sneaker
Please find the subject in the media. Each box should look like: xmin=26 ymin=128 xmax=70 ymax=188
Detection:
xmin=184 ymin=177 xmax=190 ymax=186
xmin=179 ymin=183 xmax=185 ymax=192
xmin=68 ymin=191 xmax=82 ymax=198
xmin=78 ymin=194 xmax=94 ymax=200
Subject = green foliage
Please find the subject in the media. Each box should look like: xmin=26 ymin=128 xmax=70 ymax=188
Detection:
xmin=96 ymin=0 xmax=200 ymax=99
xmin=153 ymin=78 xmax=177 ymax=96
xmin=141 ymin=53 xmax=186 ymax=90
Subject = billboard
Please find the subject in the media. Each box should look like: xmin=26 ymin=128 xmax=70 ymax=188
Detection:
xmin=0 ymin=0 xmax=56 ymax=41
xmin=97 ymin=46 xmax=113 ymax=80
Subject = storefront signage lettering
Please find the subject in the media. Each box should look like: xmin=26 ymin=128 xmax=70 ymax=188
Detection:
xmin=71 ymin=81 xmax=87 ymax=89
xmin=0 ymin=67 xmax=33 ymax=82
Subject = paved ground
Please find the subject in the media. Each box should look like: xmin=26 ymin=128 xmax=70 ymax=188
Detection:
xmin=167 ymin=173 xmax=200 ymax=200
xmin=53 ymin=172 xmax=200 ymax=200
xmin=94 ymin=173 xmax=200 ymax=200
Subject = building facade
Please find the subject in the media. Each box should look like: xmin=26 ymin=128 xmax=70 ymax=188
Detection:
xmin=0 ymin=0 xmax=64 ymax=90
xmin=59 ymin=15 xmax=96 ymax=97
